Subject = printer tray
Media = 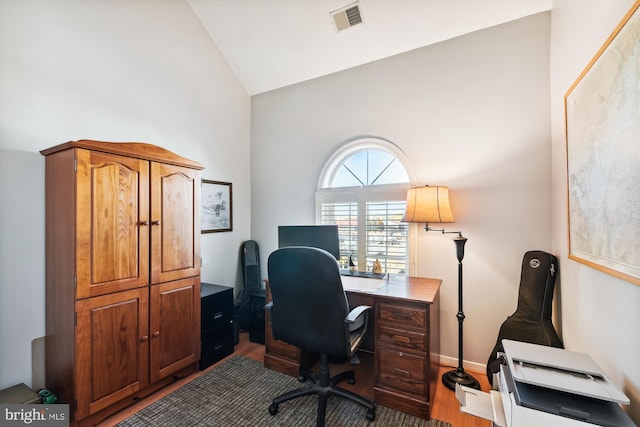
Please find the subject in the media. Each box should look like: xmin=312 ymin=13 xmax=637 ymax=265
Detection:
xmin=504 ymin=361 xmax=635 ymax=427
xmin=502 ymin=339 xmax=628 ymax=404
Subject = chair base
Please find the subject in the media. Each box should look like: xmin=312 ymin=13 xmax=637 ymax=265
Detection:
xmin=269 ymin=354 xmax=376 ymax=427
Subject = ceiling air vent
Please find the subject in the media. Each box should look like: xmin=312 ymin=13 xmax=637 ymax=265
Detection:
xmin=331 ymin=2 xmax=363 ymax=32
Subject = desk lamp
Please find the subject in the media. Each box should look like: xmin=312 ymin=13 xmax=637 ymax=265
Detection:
xmin=403 ymin=185 xmax=480 ymax=391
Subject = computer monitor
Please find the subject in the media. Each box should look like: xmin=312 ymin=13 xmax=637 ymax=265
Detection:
xmin=277 ymin=225 xmax=340 ymax=260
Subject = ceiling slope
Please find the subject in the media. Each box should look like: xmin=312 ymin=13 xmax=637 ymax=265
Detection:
xmin=189 ymin=0 xmax=552 ymax=95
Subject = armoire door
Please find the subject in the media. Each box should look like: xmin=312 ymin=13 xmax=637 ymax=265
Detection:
xmin=75 ymin=288 xmax=149 ymax=420
xmin=149 ymin=277 xmax=201 ymax=383
xmin=75 ymin=149 xmax=150 ymax=299
xmin=149 ymin=162 xmax=201 ymax=284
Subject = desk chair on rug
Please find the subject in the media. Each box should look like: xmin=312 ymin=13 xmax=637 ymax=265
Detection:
xmin=266 ymin=246 xmax=376 ymax=426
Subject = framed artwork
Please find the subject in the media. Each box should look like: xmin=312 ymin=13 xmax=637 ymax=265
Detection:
xmin=202 ymin=180 xmax=233 ymax=233
xmin=564 ymin=3 xmax=639 ymax=286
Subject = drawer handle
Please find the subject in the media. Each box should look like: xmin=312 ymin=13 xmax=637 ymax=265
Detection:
xmin=152 ymin=331 xmax=160 ymax=338
xmin=394 ymin=312 xmax=412 ymax=321
xmin=214 ymin=344 xmax=224 ymax=351
xmin=214 ymin=312 xmax=224 ymax=320
xmin=392 ymin=368 xmax=411 ymax=378
xmin=140 ymin=335 xmax=148 ymax=342
xmin=392 ymin=335 xmax=411 ymax=345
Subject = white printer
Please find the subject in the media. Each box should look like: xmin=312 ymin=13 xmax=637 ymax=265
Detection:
xmin=456 ymin=340 xmax=634 ymax=427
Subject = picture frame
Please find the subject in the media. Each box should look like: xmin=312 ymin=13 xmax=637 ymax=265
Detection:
xmin=564 ymin=3 xmax=639 ymax=286
xmin=202 ymin=180 xmax=233 ymax=233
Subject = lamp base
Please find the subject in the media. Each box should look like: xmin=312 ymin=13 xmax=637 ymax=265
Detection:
xmin=442 ymin=368 xmax=480 ymax=391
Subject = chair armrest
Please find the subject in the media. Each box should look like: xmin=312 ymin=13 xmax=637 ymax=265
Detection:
xmin=346 ymin=305 xmax=371 ymax=324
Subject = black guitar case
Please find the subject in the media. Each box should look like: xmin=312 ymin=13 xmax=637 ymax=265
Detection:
xmin=486 ymin=250 xmax=563 ymax=385
xmin=237 ymin=240 xmax=262 ymax=331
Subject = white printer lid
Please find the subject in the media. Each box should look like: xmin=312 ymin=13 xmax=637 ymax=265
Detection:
xmin=502 ymin=339 xmax=629 ymax=404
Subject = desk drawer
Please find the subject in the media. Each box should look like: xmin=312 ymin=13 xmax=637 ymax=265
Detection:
xmin=378 ymin=325 xmax=426 ymax=352
xmin=378 ymin=347 xmax=426 ymax=396
xmin=378 ymin=300 xmax=426 ymax=329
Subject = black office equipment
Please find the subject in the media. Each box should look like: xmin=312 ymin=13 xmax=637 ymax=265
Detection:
xmin=266 ymin=246 xmax=375 ymax=426
xmin=200 ymin=283 xmax=234 ymax=370
xmin=249 ymin=290 xmax=266 ymax=344
xmin=277 ymin=225 xmax=340 ymax=260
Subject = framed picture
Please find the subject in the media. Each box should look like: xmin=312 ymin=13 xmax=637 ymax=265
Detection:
xmin=202 ymin=180 xmax=233 ymax=233
xmin=564 ymin=3 xmax=639 ymax=286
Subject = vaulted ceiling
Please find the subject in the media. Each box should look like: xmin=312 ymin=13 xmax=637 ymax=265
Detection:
xmin=188 ymin=0 xmax=552 ymax=95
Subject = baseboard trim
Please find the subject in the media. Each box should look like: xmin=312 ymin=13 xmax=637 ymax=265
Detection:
xmin=438 ymin=354 xmax=486 ymax=374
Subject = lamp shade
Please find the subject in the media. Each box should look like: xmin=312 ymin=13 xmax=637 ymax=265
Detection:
xmin=403 ymin=186 xmax=454 ymax=223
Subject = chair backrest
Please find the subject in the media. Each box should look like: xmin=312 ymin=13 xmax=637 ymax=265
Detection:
xmin=268 ymin=246 xmax=350 ymax=357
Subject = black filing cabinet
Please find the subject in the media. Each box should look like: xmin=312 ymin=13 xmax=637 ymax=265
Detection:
xmin=200 ymin=283 xmax=234 ymax=370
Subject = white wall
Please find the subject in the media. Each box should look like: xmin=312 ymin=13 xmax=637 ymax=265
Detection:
xmin=2 ymin=0 xmax=636 ymax=414
xmin=0 ymin=151 xmax=45 ymax=389
xmin=0 ymin=0 xmax=251 ymax=389
xmin=549 ymin=0 xmax=640 ymax=406
xmin=252 ymin=13 xmax=552 ymax=370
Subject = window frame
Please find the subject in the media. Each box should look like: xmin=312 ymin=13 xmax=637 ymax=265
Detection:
xmin=315 ymin=137 xmax=416 ymax=274
xmin=318 ymin=138 xmax=414 ymax=189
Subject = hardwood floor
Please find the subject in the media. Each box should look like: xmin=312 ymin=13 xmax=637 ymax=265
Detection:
xmin=100 ymin=333 xmax=491 ymax=427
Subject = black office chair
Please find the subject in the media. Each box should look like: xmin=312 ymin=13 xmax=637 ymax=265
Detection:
xmin=266 ymin=246 xmax=376 ymax=426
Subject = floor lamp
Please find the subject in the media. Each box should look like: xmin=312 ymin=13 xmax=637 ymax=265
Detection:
xmin=403 ymin=185 xmax=480 ymax=391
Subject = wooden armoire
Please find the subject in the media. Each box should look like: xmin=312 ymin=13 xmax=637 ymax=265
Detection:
xmin=41 ymin=140 xmax=204 ymax=425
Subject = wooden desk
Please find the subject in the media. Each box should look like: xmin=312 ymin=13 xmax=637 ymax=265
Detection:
xmin=264 ymin=275 xmax=441 ymax=420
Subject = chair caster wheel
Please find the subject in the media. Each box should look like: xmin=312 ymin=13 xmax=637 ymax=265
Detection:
xmin=366 ymin=409 xmax=375 ymax=421
xmin=268 ymin=403 xmax=279 ymax=416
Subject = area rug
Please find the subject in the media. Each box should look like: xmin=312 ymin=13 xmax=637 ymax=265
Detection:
xmin=117 ymin=356 xmax=451 ymax=427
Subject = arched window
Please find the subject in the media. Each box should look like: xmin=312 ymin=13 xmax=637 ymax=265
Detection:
xmin=316 ymin=138 xmax=412 ymax=274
